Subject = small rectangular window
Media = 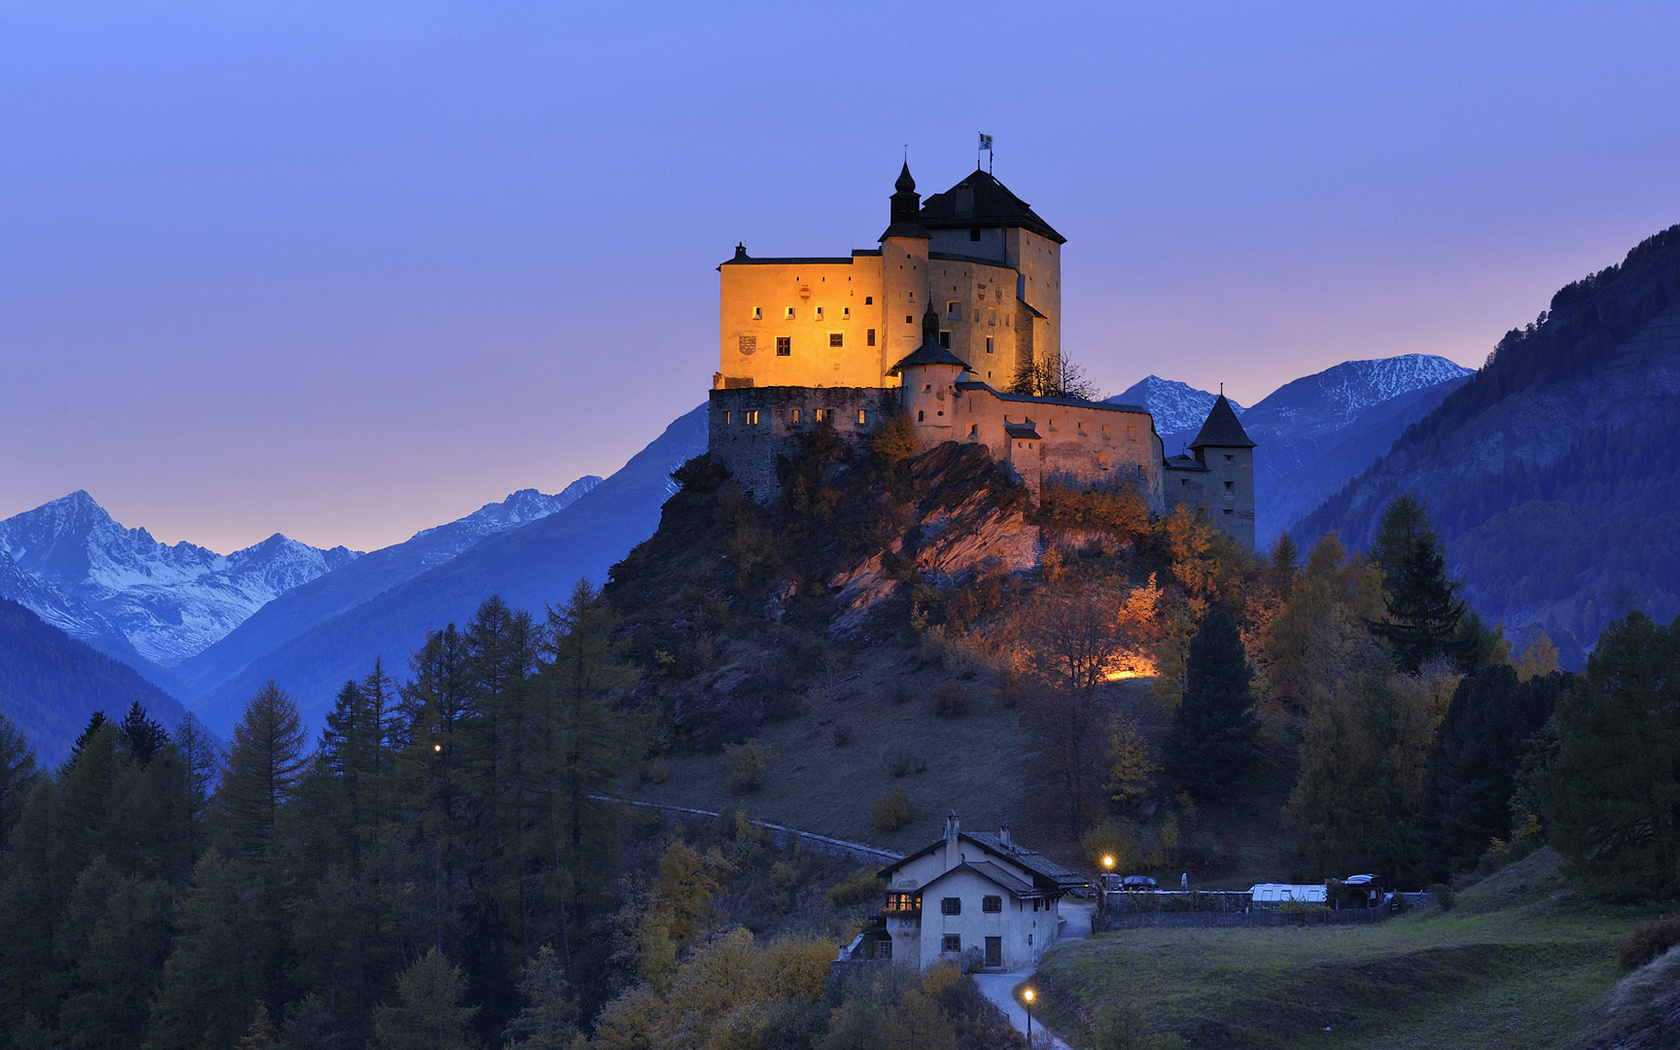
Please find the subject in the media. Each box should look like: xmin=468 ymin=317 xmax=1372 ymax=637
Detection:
xmin=942 ymin=935 xmax=962 ymax=953
xmin=867 ymin=329 xmax=876 ymax=346
xmin=1033 ymin=899 xmax=1041 ymax=912
xmin=1224 ymin=508 xmax=1234 ymax=515
xmin=830 ymin=333 xmax=843 ymax=348
xmin=985 ymin=336 xmax=994 ymax=355
xmin=723 ymin=411 xmax=731 ymax=425
xmin=744 ymin=410 xmax=759 ymax=425
xmin=906 ymin=315 xmax=914 ymax=324
xmin=982 ymin=896 xmax=1002 ymax=913
xmin=970 ymin=227 xmax=982 ymax=242
xmin=857 ymin=409 xmax=867 ymax=425
xmin=791 ymin=408 xmax=802 ymax=423
xmin=1225 ymin=481 xmax=1234 ymax=491
xmin=946 ymin=301 xmax=960 ymax=320
xmin=776 ymin=337 xmax=791 ymax=356
xmin=1226 ymin=454 xmax=1235 ymax=462
xmin=941 ymin=897 xmax=961 ymax=915
xmin=1127 ymin=425 xmax=1137 ymax=440
xmin=987 ymin=307 xmax=996 ymax=326
xmin=814 ymin=408 xmax=832 ymax=422
xmin=751 ymin=306 xmax=762 ymax=320
xmin=815 ymin=306 xmax=824 ymax=319
xmin=843 ymin=306 xmax=850 ymax=319
xmin=938 ymin=331 xmax=951 ymax=348
xmin=785 ymin=307 xmax=795 ymax=319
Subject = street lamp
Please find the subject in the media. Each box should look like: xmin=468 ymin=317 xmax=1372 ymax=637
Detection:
xmin=1022 ymin=986 xmax=1035 ymax=1040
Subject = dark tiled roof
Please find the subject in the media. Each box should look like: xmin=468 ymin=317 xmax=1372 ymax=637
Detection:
xmin=880 ymin=221 xmax=930 ymax=240
xmin=962 ymin=831 xmax=1086 ymax=889
xmin=955 ymin=381 xmax=1128 ymax=411
xmin=918 ymin=170 xmax=1066 ymax=244
xmin=889 ymin=340 xmax=972 ymax=375
xmin=961 ymin=861 xmax=1039 ymax=897
xmin=1016 ymin=297 xmax=1046 ymax=320
xmin=1189 ymin=394 xmax=1256 ymax=450
xmin=1004 ymin=422 xmax=1041 ymax=440
xmin=1165 ymin=454 xmax=1207 ymax=471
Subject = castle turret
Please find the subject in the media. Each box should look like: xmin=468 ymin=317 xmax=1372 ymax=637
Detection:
xmin=880 ymin=163 xmax=932 ymax=383
xmin=1183 ymin=394 xmax=1256 ymax=549
xmin=890 ymin=328 xmax=971 ymax=444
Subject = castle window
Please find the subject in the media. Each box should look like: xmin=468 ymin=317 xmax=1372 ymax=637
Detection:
xmin=970 ymin=227 xmax=982 ymax=242
xmin=857 ymin=409 xmax=867 ymax=425
xmin=909 ymin=292 xmax=915 ymax=301
xmin=785 ymin=307 xmax=794 ymax=319
xmin=968 ymin=424 xmax=978 ymax=438
xmin=1127 ymin=425 xmax=1137 ymax=440
xmin=723 ymin=411 xmax=731 ymax=425
xmin=751 ymin=307 xmax=761 ymax=320
xmin=843 ymin=307 xmax=850 ymax=319
xmin=1223 ymin=508 xmax=1234 ymax=515
xmin=865 ymin=296 xmax=873 ymax=305
xmin=867 ymin=329 xmax=876 ymax=346
xmin=983 ymin=895 xmax=1002 ymax=913
xmin=744 ymin=410 xmax=759 ymax=425
xmin=814 ymin=408 xmax=832 ymax=422
xmin=776 ymin=337 xmax=791 ymax=356
xmin=939 ymin=331 xmax=951 ymax=348
xmin=946 ymin=301 xmax=961 ymax=320
xmin=985 ymin=337 xmax=994 ymax=355
xmin=1181 ymin=478 xmax=1190 ymax=486
xmin=1098 ymin=452 xmax=1110 ymax=467
xmin=906 ymin=316 xmax=913 ymax=324
xmin=917 ymin=410 xmax=924 ymax=422
xmin=987 ymin=307 xmax=996 ymax=326
xmin=815 ymin=307 xmax=824 ymax=319
xmin=1225 ymin=481 xmax=1234 ymax=491
xmin=1077 ymin=422 xmax=1086 ymax=435
xmin=791 ymin=408 xmax=801 ymax=423
xmin=830 ymin=333 xmax=843 ymax=348
xmin=1225 ymin=454 xmax=1235 ymax=462
xmin=941 ymin=897 xmax=961 ymax=916
xmin=923 ymin=384 xmax=932 ymax=392
xmin=942 ymin=935 xmax=962 ymax=953
xmin=1102 ymin=423 xmax=1111 ymax=435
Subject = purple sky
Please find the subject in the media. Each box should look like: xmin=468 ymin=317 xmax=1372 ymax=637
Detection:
xmin=4 ymin=1 xmax=1678 ymax=553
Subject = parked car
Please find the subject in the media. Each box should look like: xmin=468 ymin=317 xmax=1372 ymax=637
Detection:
xmin=1119 ymin=875 xmax=1159 ymax=892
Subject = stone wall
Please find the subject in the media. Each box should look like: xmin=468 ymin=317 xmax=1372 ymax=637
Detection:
xmin=708 ymin=386 xmax=897 ymax=501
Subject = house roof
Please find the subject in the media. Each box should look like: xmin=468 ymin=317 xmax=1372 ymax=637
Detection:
xmin=1164 ymin=453 xmax=1207 ymax=472
xmin=889 ymin=340 xmax=972 ymax=375
xmin=881 ymin=829 xmax=1087 ymax=895
xmin=918 ymin=860 xmax=1040 ymax=898
xmin=918 ymin=170 xmax=1066 ymax=244
xmin=1188 ymin=394 xmax=1255 ymax=450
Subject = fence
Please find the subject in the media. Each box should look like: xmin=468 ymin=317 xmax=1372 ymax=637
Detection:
xmin=608 ymin=797 xmax=905 ymax=866
xmin=1096 ymin=906 xmax=1388 ymax=931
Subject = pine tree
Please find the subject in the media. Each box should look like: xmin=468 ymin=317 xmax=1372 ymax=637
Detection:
xmin=144 ymin=849 xmax=272 ymax=1050
xmin=119 ymin=701 xmax=169 ymax=765
xmin=1417 ymin=665 xmax=1570 ymax=881
xmin=0 ymin=711 xmax=38 ymax=851
xmin=369 ymin=949 xmax=479 ymax=1050
xmin=217 ymin=683 xmax=309 ymax=862
xmin=1164 ymin=608 xmax=1262 ymax=801
xmin=1542 ymin=612 xmax=1680 ymax=899
xmin=501 ymin=946 xmax=581 ymax=1050
xmin=1368 ymin=496 xmax=1470 ymax=673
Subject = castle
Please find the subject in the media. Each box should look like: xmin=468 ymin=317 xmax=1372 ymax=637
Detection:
xmin=706 ymin=162 xmax=1256 ymax=548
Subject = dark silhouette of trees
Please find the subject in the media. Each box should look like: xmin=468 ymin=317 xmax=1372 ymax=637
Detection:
xmin=1165 ymin=608 xmax=1262 ymax=802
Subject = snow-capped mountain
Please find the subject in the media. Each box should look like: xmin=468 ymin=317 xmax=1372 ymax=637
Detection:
xmin=172 ymin=476 xmax=603 ymax=699
xmin=1238 ymin=355 xmax=1472 ymax=446
xmin=0 ymin=491 xmax=361 ymax=667
xmin=1108 ymin=377 xmax=1246 ymax=450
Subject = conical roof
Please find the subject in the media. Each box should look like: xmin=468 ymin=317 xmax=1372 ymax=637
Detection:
xmin=895 ymin=161 xmax=916 ymax=193
xmin=888 ymin=338 xmax=971 ymax=375
xmin=1188 ymin=394 xmax=1255 ymax=449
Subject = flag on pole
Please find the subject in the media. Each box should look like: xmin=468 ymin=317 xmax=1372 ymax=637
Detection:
xmin=979 ymin=133 xmax=993 ymax=151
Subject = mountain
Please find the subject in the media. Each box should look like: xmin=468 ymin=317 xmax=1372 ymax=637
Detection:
xmin=173 ymin=477 xmax=600 ymax=699
xmin=1109 ymin=376 xmax=1245 ymax=455
xmin=0 ymin=491 xmax=360 ymax=668
xmin=190 ymin=405 xmax=708 ymax=736
xmin=0 ymin=597 xmax=189 ymax=765
xmin=1111 ymin=358 xmax=1474 ymax=545
xmin=1293 ymin=224 xmax=1680 ymax=666
xmin=1245 ymin=355 xmax=1473 ymax=541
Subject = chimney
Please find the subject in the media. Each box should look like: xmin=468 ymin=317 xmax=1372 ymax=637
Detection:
xmin=999 ymin=823 xmax=1012 ymax=850
xmin=944 ymin=812 xmax=960 ymax=870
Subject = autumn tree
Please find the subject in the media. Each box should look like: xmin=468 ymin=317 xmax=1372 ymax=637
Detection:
xmin=1022 ymin=689 xmax=1110 ymax=838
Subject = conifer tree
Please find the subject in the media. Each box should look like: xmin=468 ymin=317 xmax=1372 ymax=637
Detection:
xmin=217 ymin=683 xmax=309 ymax=862
xmin=1542 ymin=612 xmax=1680 ymax=898
xmin=120 ymin=701 xmax=169 ymax=765
xmin=144 ymin=849 xmax=271 ymax=1050
xmin=1164 ymin=608 xmax=1262 ymax=801
xmin=0 ymin=711 xmax=38 ymax=851
xmin=52 ymin=858 xmax=173 ymax=1050
xmin=501 ymin=946 xmax=582 ymax=1050
xmin=1417 ymin=665 xmax=1570 ymax=881
xmin=1368 ymin=496 xmax=1471 ymax=673
xmin=369 ymin=949 xmax=479 ymax=1050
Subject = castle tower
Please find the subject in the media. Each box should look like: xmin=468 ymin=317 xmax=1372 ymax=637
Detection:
xmin=1186 ymin=394 xmax=1255 ymax=549
xmin=879 ymin=162 xmax=932 ymax=384
xmin=891 ymin=322 xmax=972 ymax=444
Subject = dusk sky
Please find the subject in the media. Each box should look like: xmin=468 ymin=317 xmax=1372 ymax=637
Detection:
xmin=4 ymin=1 xmax=1678 ymax=553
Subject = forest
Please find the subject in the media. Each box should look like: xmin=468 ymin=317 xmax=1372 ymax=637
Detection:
xmin=3 ymin=415 xmax=1680 ymax=1050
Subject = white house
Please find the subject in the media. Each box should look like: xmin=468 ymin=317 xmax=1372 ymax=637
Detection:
xmin=851 ymin=813 xmax=1087 ymax=971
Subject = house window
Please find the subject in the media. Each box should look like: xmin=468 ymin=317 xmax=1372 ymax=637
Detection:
xmin=776 ymin=337 xmax=791 ymax=356
xmin=982 ymin=896 xmax=1002 ymax=913
xmin=909 ymin=291 xmax=915 ymax=301
xmin=867 ymin=329 xmax=876 ymax=346
xmin=1032 ymin=899 xmax=1040 ymax=912
xmin=865 ymin=296 xmax=874 ymax=305
xmin=942 ymin=935 xmax=962 ymax=953
xmin=751 ymin=307 xmax=762 ymax=320
xmin=830 ymin=333 xmax=843 ymax=348
xmin=877 ymin=939 xmax=892 ymax=959
xmin=985 ymin=336 xmax=994 ymax=355
xmin=785 ymin=307 xmax=794 ymax=319
xmin=941 ymin=897 xmax=961 ymax=916
xmin=970 ymin=227 xmax=982 ymax=241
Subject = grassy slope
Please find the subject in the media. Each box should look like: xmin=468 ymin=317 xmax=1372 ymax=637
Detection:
xmin=1031 ymin=849 xmax=1655 ymax=1050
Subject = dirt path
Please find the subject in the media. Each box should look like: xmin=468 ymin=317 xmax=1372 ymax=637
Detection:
xmin=970 ymin=901 xmax=1094 ymax=1049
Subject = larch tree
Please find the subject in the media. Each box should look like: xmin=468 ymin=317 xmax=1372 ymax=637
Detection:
xmin=215 ymin=683 xmax=309 ymax=862
xmin=1164 ymin=608 xmax=1262 ymax=802
xmin=369 ymin=948 xmax=480 ymax=1050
